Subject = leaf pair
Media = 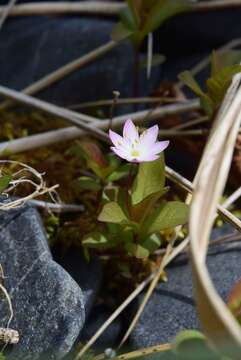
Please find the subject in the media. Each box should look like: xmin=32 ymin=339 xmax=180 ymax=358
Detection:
xmin=179 ymin=51 xmax=241 ymax=117
xmin=96 ymin=156 xmax=189 ymax=258
xmin=112 ymin=0 xmax=192 ymax=46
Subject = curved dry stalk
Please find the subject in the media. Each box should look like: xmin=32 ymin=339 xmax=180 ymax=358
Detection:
xmin=189 ymin=74 xmax=241 ymax=357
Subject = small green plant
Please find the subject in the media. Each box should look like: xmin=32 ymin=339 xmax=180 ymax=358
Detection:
xmin=83 ymin=120 xmax=189 ymax=259
xmin=112 ymin=0 xmax=192 ymax=46
xmin=179 ymin=51 xmax=241 ymax=117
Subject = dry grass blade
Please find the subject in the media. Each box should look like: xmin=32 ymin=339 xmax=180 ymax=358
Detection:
xmin=189 ymin=73 xmax=241 ymax=357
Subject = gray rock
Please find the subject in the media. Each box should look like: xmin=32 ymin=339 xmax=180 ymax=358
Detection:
xmin=0 ymin=17 xmax=159 ymax=108
xmin=130 ymin=225 xmax=241 ymax=349
xmin=0 ymin=204 xmax=85 ymax=360
xmin=53 ymin=248 xmax=102 ymax=316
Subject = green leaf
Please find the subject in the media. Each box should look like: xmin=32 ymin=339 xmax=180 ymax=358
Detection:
xmin=125 ymin=243 xmax=150 ymax=258
xmin=77 ymin=176 xmax=101 ymax=191
xmin=131 ymin=187 xmax=169 ymax=223
xmin=211 ymin=49 xmax=241 ymax=76
xmin=82 ymin=232 xmax=110 ymax=248
xmin=178 ymin=71 xmax=206 ymax=99
xmin=127 ymin=0 xmax=141 ymax=27
xmin=0 ymin=175 xmax=12 ymax=193
xmin=98 ymin=202 xmax=129 ymax=224
xmin=141 ymin=233 xmax=162 ymax=254
xmin=111 ymin=22 xmax=134 ymax=42
xmin=131 ymin=155 xmax=165 ymax=206
xmin=107 ymin=164 xmax=131 ymax=182
xmin=178 ymin=70 xmax=214 ymax=116
xmin=143 ymin=201 xmax=189 ymax=235
xmin=173 ymin=330 xmax=219 ymax=359
xmin=140 ymin=0 xmax=192 ymax=42
xmin=207 ymin=64 xmax=241 ymax=107
xmin=227 ymin=277 xmax=241 ymax=324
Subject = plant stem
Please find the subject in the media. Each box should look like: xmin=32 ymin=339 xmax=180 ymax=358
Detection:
xmin=133 ymin=48 xmax=140 ymax=111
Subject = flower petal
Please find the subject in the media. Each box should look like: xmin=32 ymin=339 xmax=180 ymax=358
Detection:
xmin=140 ymin=125 xmax=159 ymax=147
xmin=123 ymin=119 xmax=139 ymax=142
xmin=109 ymin=129 xmax=125 ymax=149
xmin=149 ymin=140 xmax=170 ymax=155
xmin=111 ymin=147 xmax=132 ymax=162
xmin=138 ymin=153 xmax=160 ymax=162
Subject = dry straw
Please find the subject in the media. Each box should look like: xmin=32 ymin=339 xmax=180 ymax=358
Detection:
xmin=189 ymin=73 xmax=241 ymax=357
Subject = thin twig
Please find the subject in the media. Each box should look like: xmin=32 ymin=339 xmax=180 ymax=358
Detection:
xmin=171 ymin=115 xmax=209 ymax=131
xmin=94 ymin=343 xmax=171 ymax=360
xmin=0 ymin=1 xmax=125 ymax=17
xmin=0 ymin=40 xmax=118 ymax=109
xmin=222 ymin=186 xmax=241 ymax=208
xmin=69 ymin=97 xmax=179 ymax=110
xmin=27 ymin=199 xmax=84 ymax=213
xmin=2 ymin=0 xmax=241 ymax=18
xmin=0 ymin=0 xmax=17 ymax=30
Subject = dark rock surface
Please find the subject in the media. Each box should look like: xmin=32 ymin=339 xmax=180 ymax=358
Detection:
xmin=80 ymin=304 xmax=124 ymax=350
xmin=53 ymin=248 xmax=102 ymax=316
xmin=130 ymin=225 xmax=241 ymax=349
xmin=0 ymin=204 xmax=85 ymax=360
xmin=0 ymin=16 xmax=158 ymax=107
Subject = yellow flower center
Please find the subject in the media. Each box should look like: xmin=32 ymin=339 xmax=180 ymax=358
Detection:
xmin=131 ymin=150 xmax=139 ymax=157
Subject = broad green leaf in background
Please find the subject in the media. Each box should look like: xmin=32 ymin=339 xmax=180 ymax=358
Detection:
xmin=98 ymin=202 xmax=129 ymax=224
xmin=140 ymin=0 xmax=192 ymax=43
xmin=0 ymin=174 xmax=12 ymax=193
xmin=178 ymin=70 xmax=214 ymax=117
xmin=179 ymin=51 xmax=241 ymax=117
xmin=207 ymin=64 xmax=241 ymax=107
xmin=112 ymin=0 xmax=192 ymax=46
xmin=143 ymin=201 xmax=189 ymax=235
xmin=131 ymin=155 xmax=165 ymax=205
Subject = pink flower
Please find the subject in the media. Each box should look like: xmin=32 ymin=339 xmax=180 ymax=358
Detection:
xmin=109 ymin=119 xmax=169 ymax=163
